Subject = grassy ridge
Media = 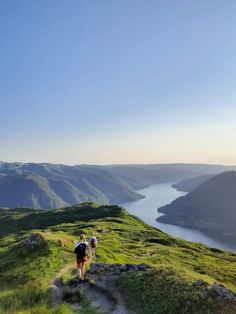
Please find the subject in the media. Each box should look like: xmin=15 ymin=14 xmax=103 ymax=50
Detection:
xmin=0 ymin=203 xmax=236 ymax=313
xmin=119 ymin=268 xmax=236 ymax=314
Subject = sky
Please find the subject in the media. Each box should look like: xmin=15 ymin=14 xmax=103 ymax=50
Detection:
xmin=1 ymin=0 xmax=236 ymax=165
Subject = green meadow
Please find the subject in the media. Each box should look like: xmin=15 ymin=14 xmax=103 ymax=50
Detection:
xmin=0 ymin=203 xmax=236 ymax=313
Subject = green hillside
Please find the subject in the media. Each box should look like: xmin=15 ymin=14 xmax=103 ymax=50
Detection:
xmin=158 ymin=171 xmax=236 ymax=245
xmin=0 ymin=173 xmax=66 ymax=209
xmin=1 ymin=162 xmax=236 ymax=209
xmin=0 ymin=164 xmax=143 ymax=209
xmin=0 ymin=203 xmax=236 ymax=314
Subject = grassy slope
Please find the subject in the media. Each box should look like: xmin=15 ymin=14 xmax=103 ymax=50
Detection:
xmin=0 ymin=163 xmax=143 ymax=208
xmin=0 ymin=174 xmax=67 ymax=209
xmin=0 ymin=203 xmax=236 ymax=314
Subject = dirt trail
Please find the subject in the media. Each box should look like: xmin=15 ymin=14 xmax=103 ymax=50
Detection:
xmin=80 ymin=281 xmax=116 ymax=313
xmin=50 ymin=262 xmax=142 ymax=313
xmin=50 ymin=262 xmax=76 ymax=306
xmin=81 ymin=271 xmax=134 ymax=314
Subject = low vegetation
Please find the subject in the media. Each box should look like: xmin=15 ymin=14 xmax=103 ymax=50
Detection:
xmin=0 ymin=202 xmax=236 ymax=313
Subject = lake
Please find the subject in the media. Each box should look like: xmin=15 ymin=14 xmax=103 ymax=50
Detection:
xmin=121 ymin=183 xmax=236 ymax=252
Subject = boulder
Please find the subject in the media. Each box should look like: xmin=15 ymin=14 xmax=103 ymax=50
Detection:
xmin=192 ymin=280 xmax=236 ymax=304
xmin=25 ymin=233 xmax=45 ymax=249
xmin=193 ymin=279 xmax=208 ymax=288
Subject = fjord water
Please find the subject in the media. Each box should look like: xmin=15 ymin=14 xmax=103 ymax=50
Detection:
xmin=121 ymin=184 xmax=236 ymax=252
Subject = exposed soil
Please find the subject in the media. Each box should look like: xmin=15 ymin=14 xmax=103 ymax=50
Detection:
xmin=50 ymin=262 xmax=140 ymax=313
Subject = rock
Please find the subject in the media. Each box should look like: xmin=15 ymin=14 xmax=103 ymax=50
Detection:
xmin=225 ymin=292 xmax=236 ymax=302
xmin=68 ymin=278 xmax=79 ymax=288
xmin=25 ymin=233 xmax=45 ymax=249
xmin=54 ymin=278 xmax=63 ymax=288
xmin=211 ymin=283 xmax=236 ymax=302
xmin=89 ymin=263 xmax=149 ymax=274
xmin=193 ymin=279 xmax=208 ymax=287
xmin=193 ymin=280 xmax=236 ymax=304
xmin=212 ymin=284 xmax=229 ymax=297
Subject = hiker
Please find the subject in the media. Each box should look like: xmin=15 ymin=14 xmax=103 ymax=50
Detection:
xmin=74 ymin=234 xmax=89 ymax=282
xmin=89 ymin=233 xmax=98 ymax=259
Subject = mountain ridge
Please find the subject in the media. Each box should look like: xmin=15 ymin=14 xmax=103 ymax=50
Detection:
xmin=157 ymin=171 xmax=236 ymax=245
xmin=1 ymin=161 xmax=236 ymax=209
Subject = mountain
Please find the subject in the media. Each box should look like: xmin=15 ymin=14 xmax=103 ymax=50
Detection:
xmin=157 ymin=171 xmax=236 ymax=244
xmin=107 ymin=163 xmax=236 ymax=189
xmin=173 ymin=174 xmax=215 ymax=192
xmin=1 ymin=161 xmax=236 ymax=209
xmin=0 ymin=173 xmax=66 ymax=209
xmin=0 ymin=203 xmax=236 ymax=314
xmin=0 ymin=163 xmax=143 ymax=209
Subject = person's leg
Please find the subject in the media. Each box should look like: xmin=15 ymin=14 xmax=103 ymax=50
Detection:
xmin=81 ymin=262 xmax=85 ymax=280
xmin=77 ymin=259 xmax=83 ymax=278
xmin=77 ymin=262 xmax=82 ymax=278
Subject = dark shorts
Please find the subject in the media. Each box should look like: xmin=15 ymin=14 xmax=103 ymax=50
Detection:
xmin=76 ymin=256 xmax=88 ymax=265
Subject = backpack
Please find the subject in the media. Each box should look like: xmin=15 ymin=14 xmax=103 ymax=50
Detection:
xmin=76 ymin=242 xmax=87 ymax=258
xmin=90 ymin=237 xmax=97 ymax=247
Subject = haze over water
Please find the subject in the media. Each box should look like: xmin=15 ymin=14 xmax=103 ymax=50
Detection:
xmin=121 ymin=184 xmax=236 ymax=252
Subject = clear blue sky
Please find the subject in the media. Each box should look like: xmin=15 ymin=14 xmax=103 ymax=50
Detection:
xmin=1 ymin=1 xmax=236 ymax=164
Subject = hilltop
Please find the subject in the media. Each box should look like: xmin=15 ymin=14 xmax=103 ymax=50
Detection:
xmin=158 ymin=171 xmax=236 ymax=245
xmin=0 ymin=202 xmax=236 ymax=313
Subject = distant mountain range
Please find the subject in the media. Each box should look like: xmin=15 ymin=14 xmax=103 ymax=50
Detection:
xmin=172 ymin=174 xmax=215 ymax=192
xmin=157 ymin=171 xmax=236 ymax=245
xmin=0 ymin=163 xmax=143 ymax=209
xmin=107 ymin=163 xmax=236 ymax=189
xmin=0 ymin=161 xmax=236 ymax=209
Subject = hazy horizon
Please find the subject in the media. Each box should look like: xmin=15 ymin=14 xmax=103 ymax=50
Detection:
xmin=1 ymin=1 xmax=236 ymax=165
xmin=1 ymin=160 xmax=236 ymax=167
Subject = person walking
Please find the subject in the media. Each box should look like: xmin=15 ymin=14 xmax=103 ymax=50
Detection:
xmin=74 ymin=234 xmax=89 ymax=282
xmin=89 ymin=233 xmax=98 ymax=260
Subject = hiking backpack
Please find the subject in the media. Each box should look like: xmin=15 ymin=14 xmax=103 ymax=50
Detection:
xmin=76 ymin=242 xmax=87 ymax=258
xmin=91 ymin=237 xmax=96 ymax=245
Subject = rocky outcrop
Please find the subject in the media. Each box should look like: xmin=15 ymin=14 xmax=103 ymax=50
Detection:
xmin=89 ymin=263 xmax=149 ymax=274
xmin=25 ymin=233 xmax=45 ymax=249
xmin=193 ymin=279 xmax=236 ymax=303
